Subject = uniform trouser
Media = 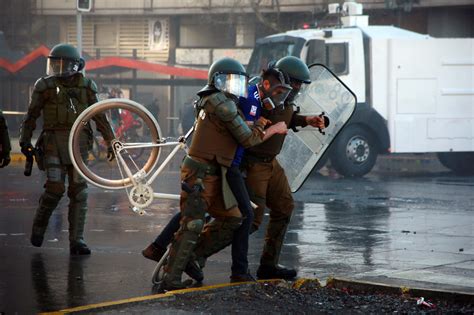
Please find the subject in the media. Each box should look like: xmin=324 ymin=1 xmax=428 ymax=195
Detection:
xmin=164 ymin=164 xmax=242 ymax=283
xmin=31 ymin=154 xmax=88 ymax=245
xmin=245 ymin=158 xmax=294 ymax=267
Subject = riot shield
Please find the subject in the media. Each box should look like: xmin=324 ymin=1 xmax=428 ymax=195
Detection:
xmin=277 ymin=64 xmax=356 ymax=192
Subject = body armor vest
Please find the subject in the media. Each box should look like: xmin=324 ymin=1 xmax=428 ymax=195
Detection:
xmin=41 ymin=75 xmax=90 ymax=130
xmin=188 ymin=94 xmax=241 ymax=167
xmin=247 ymin=105 xmax=294 ymax=159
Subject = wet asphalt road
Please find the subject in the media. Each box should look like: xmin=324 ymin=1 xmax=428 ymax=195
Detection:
xmin=0 ymin=161 xmax=473 ymax=314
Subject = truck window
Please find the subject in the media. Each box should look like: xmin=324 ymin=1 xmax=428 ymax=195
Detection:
xmin=326 ymin=43 xmax=349 ymax=75
xmin=306 ymin=40 xmax=326 ymax=65
xmin=247 ymin=42 xmax=296 ymax=76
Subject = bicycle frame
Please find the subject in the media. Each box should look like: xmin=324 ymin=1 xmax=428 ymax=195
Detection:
xmin=113 ymin=125 xmax=194 ymax=202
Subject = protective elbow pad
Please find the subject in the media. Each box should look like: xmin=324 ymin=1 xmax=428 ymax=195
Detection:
xmin=214 ymin=99 xmax=238 ymax=122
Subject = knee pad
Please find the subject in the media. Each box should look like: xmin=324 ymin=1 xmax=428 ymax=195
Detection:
xmin=183 ymin=190 xmax=207 ymax=218
xmin=186 ymin=219 xmax=204 ymax=233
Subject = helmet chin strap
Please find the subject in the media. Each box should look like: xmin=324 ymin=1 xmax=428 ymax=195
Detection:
xmin=78 ymin=58 xmax=85 ymax=71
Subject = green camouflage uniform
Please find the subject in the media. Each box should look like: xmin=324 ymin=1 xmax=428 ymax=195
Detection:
xmin=20 ymin=73 xmax=113 ymax=251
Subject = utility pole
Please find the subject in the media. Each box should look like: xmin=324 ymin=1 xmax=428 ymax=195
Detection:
xmin=76 ymin=10 xmax=83 ymax=58
xmin=77 ymin=0 xmax=93 ymax=74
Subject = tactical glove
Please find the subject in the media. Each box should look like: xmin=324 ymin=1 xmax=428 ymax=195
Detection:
xmin=20 ymin=142 xmax=34 ymax=156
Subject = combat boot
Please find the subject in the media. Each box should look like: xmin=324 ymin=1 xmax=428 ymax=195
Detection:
xmin=185 ymin=259 xmax=204 ymax=282
xmin=68 ymin=186 xmax=90 ymax=255
xmin=70 ymin=241 xmax=91 ymax=255
xmin=142 ymin=243 xmax=167 ymax=262
xmin=30 ymin=234 xmax=44 ymax=247
xmin=230 ymin=271 xmax=256 ymax=283
xmin=160 ymin=221 xmax=204 ymax=290
xmin=256 ymin=264 xmax=297 ymax=280
xmin=30 ymin=191 xmax=62 ymax=247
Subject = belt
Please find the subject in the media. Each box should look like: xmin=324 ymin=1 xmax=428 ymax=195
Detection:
xmin=182 ymin=156 xmax=220 ymax=178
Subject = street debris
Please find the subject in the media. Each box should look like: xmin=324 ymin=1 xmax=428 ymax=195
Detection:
xmin=417 ymin=297 xmax=436 ymax=309
xmin=94 ymin=282 xmax=474 ymax=314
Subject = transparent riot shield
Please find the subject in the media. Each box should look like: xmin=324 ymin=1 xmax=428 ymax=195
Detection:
xmin=277 ymin=64 xmax=356 ymax=192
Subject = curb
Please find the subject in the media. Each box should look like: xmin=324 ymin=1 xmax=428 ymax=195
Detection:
xmin=40 ymin=277 xmax=473 ymax=314
xmin=40 ymin=279 xmax=283 ymax=315
xmin=327 ymin=277 xmax=474 ymax=304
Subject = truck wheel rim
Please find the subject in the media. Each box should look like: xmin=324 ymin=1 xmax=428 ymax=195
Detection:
xmin=346 ymin=136 xmax=370 ymax=164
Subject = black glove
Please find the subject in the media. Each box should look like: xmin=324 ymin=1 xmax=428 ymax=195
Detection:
xmin=0 ymin=153 xmax=10 ymax=168
xmin=20 ymin=142 xmax=34 ymax=157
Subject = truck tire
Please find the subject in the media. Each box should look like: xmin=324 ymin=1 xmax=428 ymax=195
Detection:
xmin=437 ymin=152 xmax=474 ymax=175
xmin=330 ymin=125 xmax=378 ymax=177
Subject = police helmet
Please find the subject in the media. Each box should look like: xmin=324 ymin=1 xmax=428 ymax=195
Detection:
xmin=275 ymin=56 xmax=311 ymax=84
xmin=207 ymin=58 xmax=249 ymax=98
xmin=47 ymin=43 xmax=85 ymax=77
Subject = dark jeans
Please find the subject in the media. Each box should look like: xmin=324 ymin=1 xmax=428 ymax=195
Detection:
xmin=153 ymin=165 xmax=253 ymax=276
xmin=226 ymin=165 xmax=254 ymax=276
xmin=153 ymin=210 xmax=181 ymax=249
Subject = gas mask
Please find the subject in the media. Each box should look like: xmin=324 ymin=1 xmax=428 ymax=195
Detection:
xmin=258 ymin=68 xmax=293 ymax=110
xmin=260 ymin=84 xmax=292 ymax=110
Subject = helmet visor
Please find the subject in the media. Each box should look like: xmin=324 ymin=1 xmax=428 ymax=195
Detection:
xmin=214 ymin=73 xmax=248 ymax=98
xmin=46 ymin=57 xmax=79 ymax=77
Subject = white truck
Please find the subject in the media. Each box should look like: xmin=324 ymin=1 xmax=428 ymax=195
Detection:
xmin=247 ymin=2 xmax=474 ymax=176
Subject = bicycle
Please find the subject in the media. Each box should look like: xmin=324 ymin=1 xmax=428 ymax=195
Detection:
xmin=69 ymin=98 xmax=193 ymax=212
xmin=69 ymin=98 xmax=193 ymax=285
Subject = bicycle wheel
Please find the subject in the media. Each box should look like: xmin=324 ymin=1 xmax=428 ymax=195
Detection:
xmin=69 ymin=99 xmax=162 ymax=189
xmin=152 ymin=247 xmax=170 ymax=285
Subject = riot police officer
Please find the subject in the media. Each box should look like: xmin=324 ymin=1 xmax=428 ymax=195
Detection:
xmin=0 ymin=110 xmax=11 ymax=168
xmin=246 ymin=56 xmax=326 ymax=280
xmin=161 ymin=58 xmax=287 ymax=290
xmin=20 ymin=43 xmax=114 ymax=255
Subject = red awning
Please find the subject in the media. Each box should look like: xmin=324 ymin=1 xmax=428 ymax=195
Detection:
xmin=0 ymin=45 xmax=207 ymax=79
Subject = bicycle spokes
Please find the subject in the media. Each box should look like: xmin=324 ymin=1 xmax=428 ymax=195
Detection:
xmin=70 ymin=100 xmax=161 ymax=189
